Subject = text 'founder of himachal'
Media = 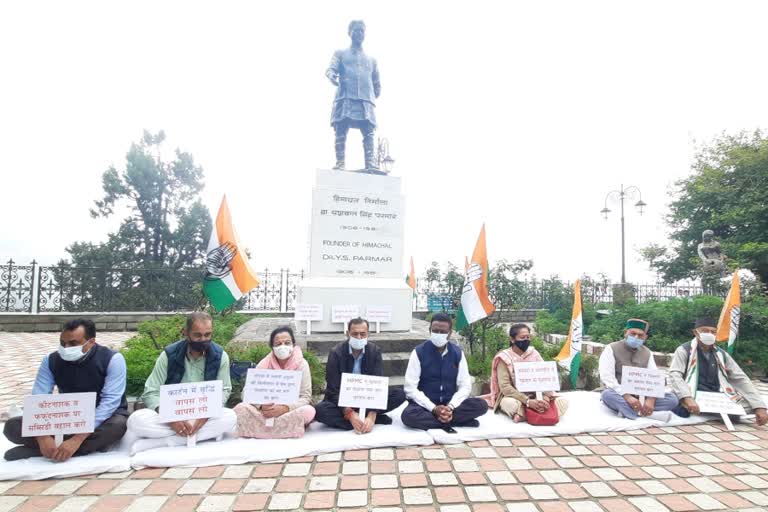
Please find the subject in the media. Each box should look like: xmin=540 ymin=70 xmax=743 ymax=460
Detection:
xmin=326 ymin=20 xmax=381 ymax=171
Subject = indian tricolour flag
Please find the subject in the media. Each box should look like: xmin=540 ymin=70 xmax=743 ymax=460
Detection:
xmin=406 ymin=256 xmax=416 ymax=293
xmin=455 ymin=225 xmax=495 ymax=330
xmin=717 ymin=270 xmax=740 ymax=355
xmin=555 ymin=279 xmax=583 ymax=388
xmin=202 ymin=196 xmax=260 ymax=311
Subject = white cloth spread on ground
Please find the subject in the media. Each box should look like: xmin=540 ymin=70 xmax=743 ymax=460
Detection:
xmin=0 ymin=428 xmax=135 ymax=481
xmin=129 ymin=403 xmax=431 ymax=468
xmin=428 ymin=390 xmax=713 ymax=444
xmin=2 ymin=391 xmax=763 ymax=479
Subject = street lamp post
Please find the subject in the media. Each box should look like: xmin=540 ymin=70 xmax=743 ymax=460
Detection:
xmin=600 ymin=184 xmax=647 ymax=284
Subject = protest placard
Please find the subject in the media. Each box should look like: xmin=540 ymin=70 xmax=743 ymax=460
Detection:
xmin=696 ymin=391 xmax=747 ymax=416
xmin=366 ymin=305 xmax=392 ymax=333
xmin=620 ymin=366 xmax=666 ymax=399
xmin=332 ymin=305 xmax=360 ymax=329
xmin=159 ymin=380 xmax=223 ymax=446
xmin=294 ymin=304 xmax=323 ymax=334
xmin=159 ymin=381 xmax=223 ymax=422
xmin=338 ymin=373 xmax=389 ymax=418
xmin=242 ymin=369 xmax=302 ymax=406
xmin=22 ymin=392 xmax=97 ymax=446
xmin=513 ymin=361 xmax=560 ymax=398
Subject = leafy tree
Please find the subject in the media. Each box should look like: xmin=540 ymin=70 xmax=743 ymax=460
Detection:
xmin=643 ymin=131 xmax=768 ymax=286
xmin=77 ymin=130 xmax=211 ymax=269
xmin=53 ymin=131 xmax=211 ymax=311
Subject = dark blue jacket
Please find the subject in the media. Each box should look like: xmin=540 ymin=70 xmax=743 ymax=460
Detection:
xmin=414 ymin=340 xmax=462 ymax=406
xmin=49 ymin=344 xmax=129 ymax=416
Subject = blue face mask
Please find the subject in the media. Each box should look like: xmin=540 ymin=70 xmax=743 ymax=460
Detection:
xmin=625 ymin=335 xmax=644 ymax=349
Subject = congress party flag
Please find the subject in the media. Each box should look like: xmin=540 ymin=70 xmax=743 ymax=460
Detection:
xmin=406 ymin=256 xmax=417 ymax=292
xmin=555 ymin=279 xmax=583 ymax=388
xmin=717 ymin=271 xmax=741 ymax=355
xmin=456 ymin=225 xmax=495 ymax=331
xmin=203 ymin=196 xmax=260 ymax=311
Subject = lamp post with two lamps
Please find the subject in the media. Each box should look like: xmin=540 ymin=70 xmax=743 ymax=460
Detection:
xmin=600 ymin=184 xmax=647 ymax=284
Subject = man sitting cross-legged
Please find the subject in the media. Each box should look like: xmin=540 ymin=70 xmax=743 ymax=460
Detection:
xmin=3 ymin=319 xmax=128 ymax=461
xmin=314 ymin=317 xmax=406 ymax=433
xmin=401 ymin=313 xmax=488 ymax=431
xmin=126 ymin=312 xmax=236 ymax=453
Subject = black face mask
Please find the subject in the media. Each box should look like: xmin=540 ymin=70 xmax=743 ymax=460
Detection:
xmin=188 ymin=340 xmax=212 ymax=353
xmin=513 ymin=340 xmax=530 ymax=352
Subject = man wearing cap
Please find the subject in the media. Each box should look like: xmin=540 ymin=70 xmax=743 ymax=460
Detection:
xmin=668 ymin=317 xmax=768 ymax=426
xmin=598 ymin=318 xmax=679 ymax=420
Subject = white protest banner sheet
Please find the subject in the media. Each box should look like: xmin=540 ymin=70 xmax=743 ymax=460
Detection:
xmin=337 ymin=373 xmax=389 ymax=418
xmin=159 ymin=380 xmax=223 ymax=423
xmin=366 ymin=305 xmax=392 ymax=333
xmin=513 ymin=361 xmax=560 ymax=399
xmin=696 ymin=391 xmax=747 ymax=416
xmin=295 ymin=303 xmax=323 ymax=321
xmin=295 ymin=303 xmax=324 ymax=334
xmin=242 ymin=369 xmax=302 ymax=406
xmin=22 ymin=392 xmax=96 ymax=446
xmin=620 ymin=366 xmax=666 ymax=399
xmin=332 ymin=304 xmax=360 ymax=329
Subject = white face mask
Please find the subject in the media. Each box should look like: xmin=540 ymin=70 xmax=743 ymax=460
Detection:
xmin=273 ymin=344 xmax=293 ymax=360
xmin=698 ymin=332 xmax=717 ymax=346
xmin=430 ymin=332 xmax=449 ymax=348
xmin=349 ymin=337 xmax=368 ymax=351
xmin=58 ymin=344 xmax=87 ymax=362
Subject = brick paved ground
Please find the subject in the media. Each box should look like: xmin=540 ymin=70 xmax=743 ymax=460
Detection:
xmin=2 ymin=332 xmax=768 ymax=511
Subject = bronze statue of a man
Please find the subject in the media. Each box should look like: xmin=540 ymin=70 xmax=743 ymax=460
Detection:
xmin=326 ymin=20 xmax=381 ymax=171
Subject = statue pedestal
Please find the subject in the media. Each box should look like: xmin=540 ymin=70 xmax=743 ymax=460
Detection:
xmin=296 ymin=170 xmax=412 ymax=332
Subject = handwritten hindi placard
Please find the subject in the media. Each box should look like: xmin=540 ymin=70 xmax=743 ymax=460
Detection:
xmin=620 ymin=366 xmax=666 ymax=399
xmin=159 ymin=380 xmax=223 ymax=423
xmin=513 ymin=362 xmax=560 ymax=393
xmin=294 ymin=303 xmax=323 ymax=321
xmin=332 ymin=304 xmax=360 ymax=324
xmin=338 ymin=373 xmax=389 ymax=411
xmin=696 ymin=391 xmax=747 ymax=416
xmin=242 ymin=369 xmax=302 ymax=405
xmin=22 ymin=392 xmax=96 ymax=438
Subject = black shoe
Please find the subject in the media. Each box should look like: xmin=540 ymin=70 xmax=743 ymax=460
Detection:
xmin=4 ymin=446 xmax=42 ymax=461
xmin=375 ymin=414 xmax=393 ymax=425
xmin=454 ymin=419 xmax=480 ymax=428
xmin=441 ymin=426 xmax=458 ymax=433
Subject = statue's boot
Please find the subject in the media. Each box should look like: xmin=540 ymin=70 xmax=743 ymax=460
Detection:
xmin=363 ymin=133 xmax=378 ymax=170
xmin=333 ymin=131 xmax=347 ymax=171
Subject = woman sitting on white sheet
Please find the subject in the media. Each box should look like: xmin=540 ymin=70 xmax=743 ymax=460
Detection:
xmin=487 ymin=324 xmax=569 ymax=423
xmin=234 ymin=326 xmax=316 ymax=438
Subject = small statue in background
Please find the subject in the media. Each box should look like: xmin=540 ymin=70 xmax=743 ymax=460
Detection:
xmin=698 ymin=230 xmax=726 ymax=294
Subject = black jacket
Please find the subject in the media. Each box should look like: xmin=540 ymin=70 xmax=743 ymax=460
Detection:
xmin=323 ymin=340 xmax=384 ymax=407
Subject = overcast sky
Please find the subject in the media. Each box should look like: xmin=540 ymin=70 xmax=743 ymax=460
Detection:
xmin=1 ymin=0 xmax=767 ymax=284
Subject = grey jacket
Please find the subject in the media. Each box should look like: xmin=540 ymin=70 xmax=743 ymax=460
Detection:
xmin=668 ymin=340 xmax=766 ymax=410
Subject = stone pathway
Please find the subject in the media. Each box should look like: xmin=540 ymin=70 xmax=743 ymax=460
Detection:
xmin=2 ymin=332 xmax=768 ymax=511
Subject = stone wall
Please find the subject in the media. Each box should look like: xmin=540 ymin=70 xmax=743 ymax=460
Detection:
xmin=543 ymin=333 xmax=673 ymax=367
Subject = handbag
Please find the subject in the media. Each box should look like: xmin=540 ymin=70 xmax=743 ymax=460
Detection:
xmin=525 ymin=399 xmax=560 ymax=426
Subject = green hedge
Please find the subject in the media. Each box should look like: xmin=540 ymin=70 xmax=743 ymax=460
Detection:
xmin=535 ymin=294 xmax=768 ymax=375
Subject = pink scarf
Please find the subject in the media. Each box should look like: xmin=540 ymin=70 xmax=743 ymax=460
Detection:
xmin=257 ymin=345 xmax=305 ymax=371
xmin=484 ymin=346 xmax=543 ymax=407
